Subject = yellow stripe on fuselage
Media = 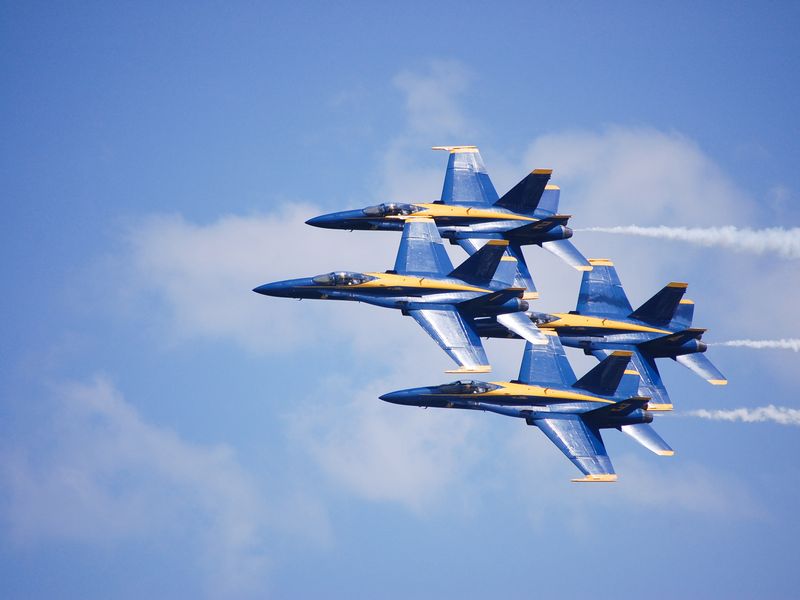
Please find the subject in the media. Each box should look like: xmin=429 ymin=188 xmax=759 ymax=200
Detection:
xmin=538 ymin=313 xmax=672 ymax=334
xmin=477 ymin=382 xmax=614 ymax=403
xmin=394 ymin=203 xmax=537 ymax=222
xmin=359 ymin=272 xmax=491 ymax=293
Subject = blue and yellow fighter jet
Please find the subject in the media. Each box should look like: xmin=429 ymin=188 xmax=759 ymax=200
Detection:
xmin=253 ymin=217 xmax=548 ymax=373
xmin=381 ymin=332 xmax=673 ymax=482
xmin=473 ymin=258 xmax=727 ymax=410
xmin=306 ymin=146 xmax=591 ymax=298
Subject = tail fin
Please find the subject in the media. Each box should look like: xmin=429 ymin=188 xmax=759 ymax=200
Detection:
xmin=594 ymin=349 xmax=672 ymax=410
xmin=537 ymin=184 xmax=560 ymax=216
xmin=494 ymin=169 xmax=552 ymax=213
xmin=434 ymin=146 xmax=498 ymax=207
xmin=455 ymin=239 xmax=537 ymax=295
xmin=576 ymin=259 xmax=632 ymax=316
xmin=629 ymin=282 xmax=687 ymax=325
xmin=448 ymin=239 xmax=508 ymax=285
xmin=675 ymin=354 xmax=728 ymax=386
xmin=573 ymin=350 xmax=634 ymax=396
xmin=620 ymin=423 xmax=674 ymax=456
xmin=516 ymin=335 xmax=577 ymax=386
xmin=671 ymin=298 xmax=695 ymax=328
xmin=506 ymin=243 xmax=538 ymax=298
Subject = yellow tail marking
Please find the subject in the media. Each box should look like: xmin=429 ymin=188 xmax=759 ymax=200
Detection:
xmin=431 ymin=145 xmax=479 ymax=153
xmin=680 ymin=298 xmax=695 ymax=305
xmin=532 ymin=168 xmax=553 ymax=175
xmin=588 ymin=258 xmax=614 ymax=266
xmin=667 ymin=282 xmax=688 ymax=289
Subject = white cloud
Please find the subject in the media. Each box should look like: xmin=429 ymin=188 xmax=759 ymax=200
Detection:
xmin=287 ymin=372 xmax=486 ymax=513
xmin=499 ymin=426 xmax=760 ymax=525
xmin=687 ymin=405 xmax=800 ymax=426
xmin=0 ymin=377 xmax=272 ymax=596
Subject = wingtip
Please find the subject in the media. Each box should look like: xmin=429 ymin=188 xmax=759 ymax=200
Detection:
xmin=445 ymin=365 xmax=492 ymax=374
xmin=571 ymin=474 xmax=618 ymax=483
xmin=708 ymin=379 xmax=728 ymax=386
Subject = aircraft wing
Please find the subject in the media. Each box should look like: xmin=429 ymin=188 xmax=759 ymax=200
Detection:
xmin=433 ymin=146 xmax=499 ymax=206
xmin=407 ymin=308 xmax=491 ymax=373
xmin=532 ymin=415 xmax=617 ymax=482
xmin=394 ymin=218 xmax=454 ymax=276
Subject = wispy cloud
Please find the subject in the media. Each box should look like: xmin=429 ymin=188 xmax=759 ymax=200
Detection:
xmin=579 ymin=225 xmax=800 ymax=259
xmin=713 ymin=339 xmax=800 ymax=352
xmin=687 ymin=405 xmax=800 ymax=426
xmin=0 ymin=377 xmax=272 ymax=595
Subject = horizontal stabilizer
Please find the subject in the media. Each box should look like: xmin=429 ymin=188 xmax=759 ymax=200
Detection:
xmin=573 ymin=351 xmax=633 ymax=396
xmin=448 ymin=240 xmax=508 ymax=285
xmin=394 ymin=218 xmax=454 ymax=276
xmin=542 ymin=238 xmax=592 ymax=271
xmin=458 ymin=288 xmax=523 ymax=314
xmin=638 ymin=328 xmax=706 ymax=354
xmin=675 ymin=353 xmax=727 ymax=386
xmin=494 ymin=169 xmax=552 ymax=213
xmin=504 ymin=215 xmax=570 ymax=242
xmin=533 ymin=415 xmax=615 ymax=480
xmin=517 ymin=337 xmax=577 ymax=386
xmin=585 ymin=397 xmax=650 ymax=421
xmin=496 ymin=312 xmax=548 ymax=345
xmin=629 ymin=282 xmax=687 ymax=325
xmin=435 ymin=146 xmax=498 ymax=206
xmin=576 ymin=259 xmax=632 ymax=316
xmin=620 ymin=423 xmax=674 ymax=456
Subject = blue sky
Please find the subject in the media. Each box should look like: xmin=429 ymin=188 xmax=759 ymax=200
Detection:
xmin=2 ymin=2 xmax=800 ymax=598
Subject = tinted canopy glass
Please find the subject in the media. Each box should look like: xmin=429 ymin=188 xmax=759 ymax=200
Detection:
xmin=362 ymin=203 xmax=419 ymax=217
xmin=311 ymin=272 xmax=376 ymax=286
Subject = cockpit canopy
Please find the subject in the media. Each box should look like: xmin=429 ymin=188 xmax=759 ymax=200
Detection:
xmin=362 ymin=203 xmax=420 ymax=217
xmin=438 ymin=380 xmax=498 ymax=395
xmin=311 ymin=271 xmax=376 ymax=286
xmin=529 ymin=312 xmax=559 ymax=326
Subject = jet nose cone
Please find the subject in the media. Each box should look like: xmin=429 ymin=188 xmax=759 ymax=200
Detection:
xmin=305 ymin=213 xmax=340 ymax=228
xmin=305 ymin=215 xmax=326 ymax=227
xmin=379 ymin=390 xmax=406 ymax=403
xmin=253 ymin=282 xmax=284 ymax=296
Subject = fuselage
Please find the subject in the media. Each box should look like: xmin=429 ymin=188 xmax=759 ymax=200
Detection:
xmin=473 ymin=311 xmax=707 ymax=356
xmin=380 ymin=380 xmax=653 ymax=427
xmin=306 ymin=203 xmax=572 ymax=243
xmin=253 ymin=271 xmax=528 ymax=314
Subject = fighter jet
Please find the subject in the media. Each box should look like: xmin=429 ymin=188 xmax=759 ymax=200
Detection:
xmin=253 ymin=217 xmax=547 ymax=373
xmin=381 ymin=332 xmax=673 ymax=482
xmin=306 ymin=146 xmax=591 ymax=298
xmin=472 ymin=258 xmax=727 ymax=410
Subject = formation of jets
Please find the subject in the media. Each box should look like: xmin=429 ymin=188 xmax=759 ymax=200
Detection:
xmin=254 ymin=146 xmax=727 ymax=482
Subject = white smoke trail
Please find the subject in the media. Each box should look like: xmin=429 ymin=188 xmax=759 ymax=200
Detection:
xmin=711 ymin=339 xmax=800 ymax=352
xmin=687 ymin=405 xmax=800 ymax=426
xmin=578 ymin=225 xmax=800 ymax=259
